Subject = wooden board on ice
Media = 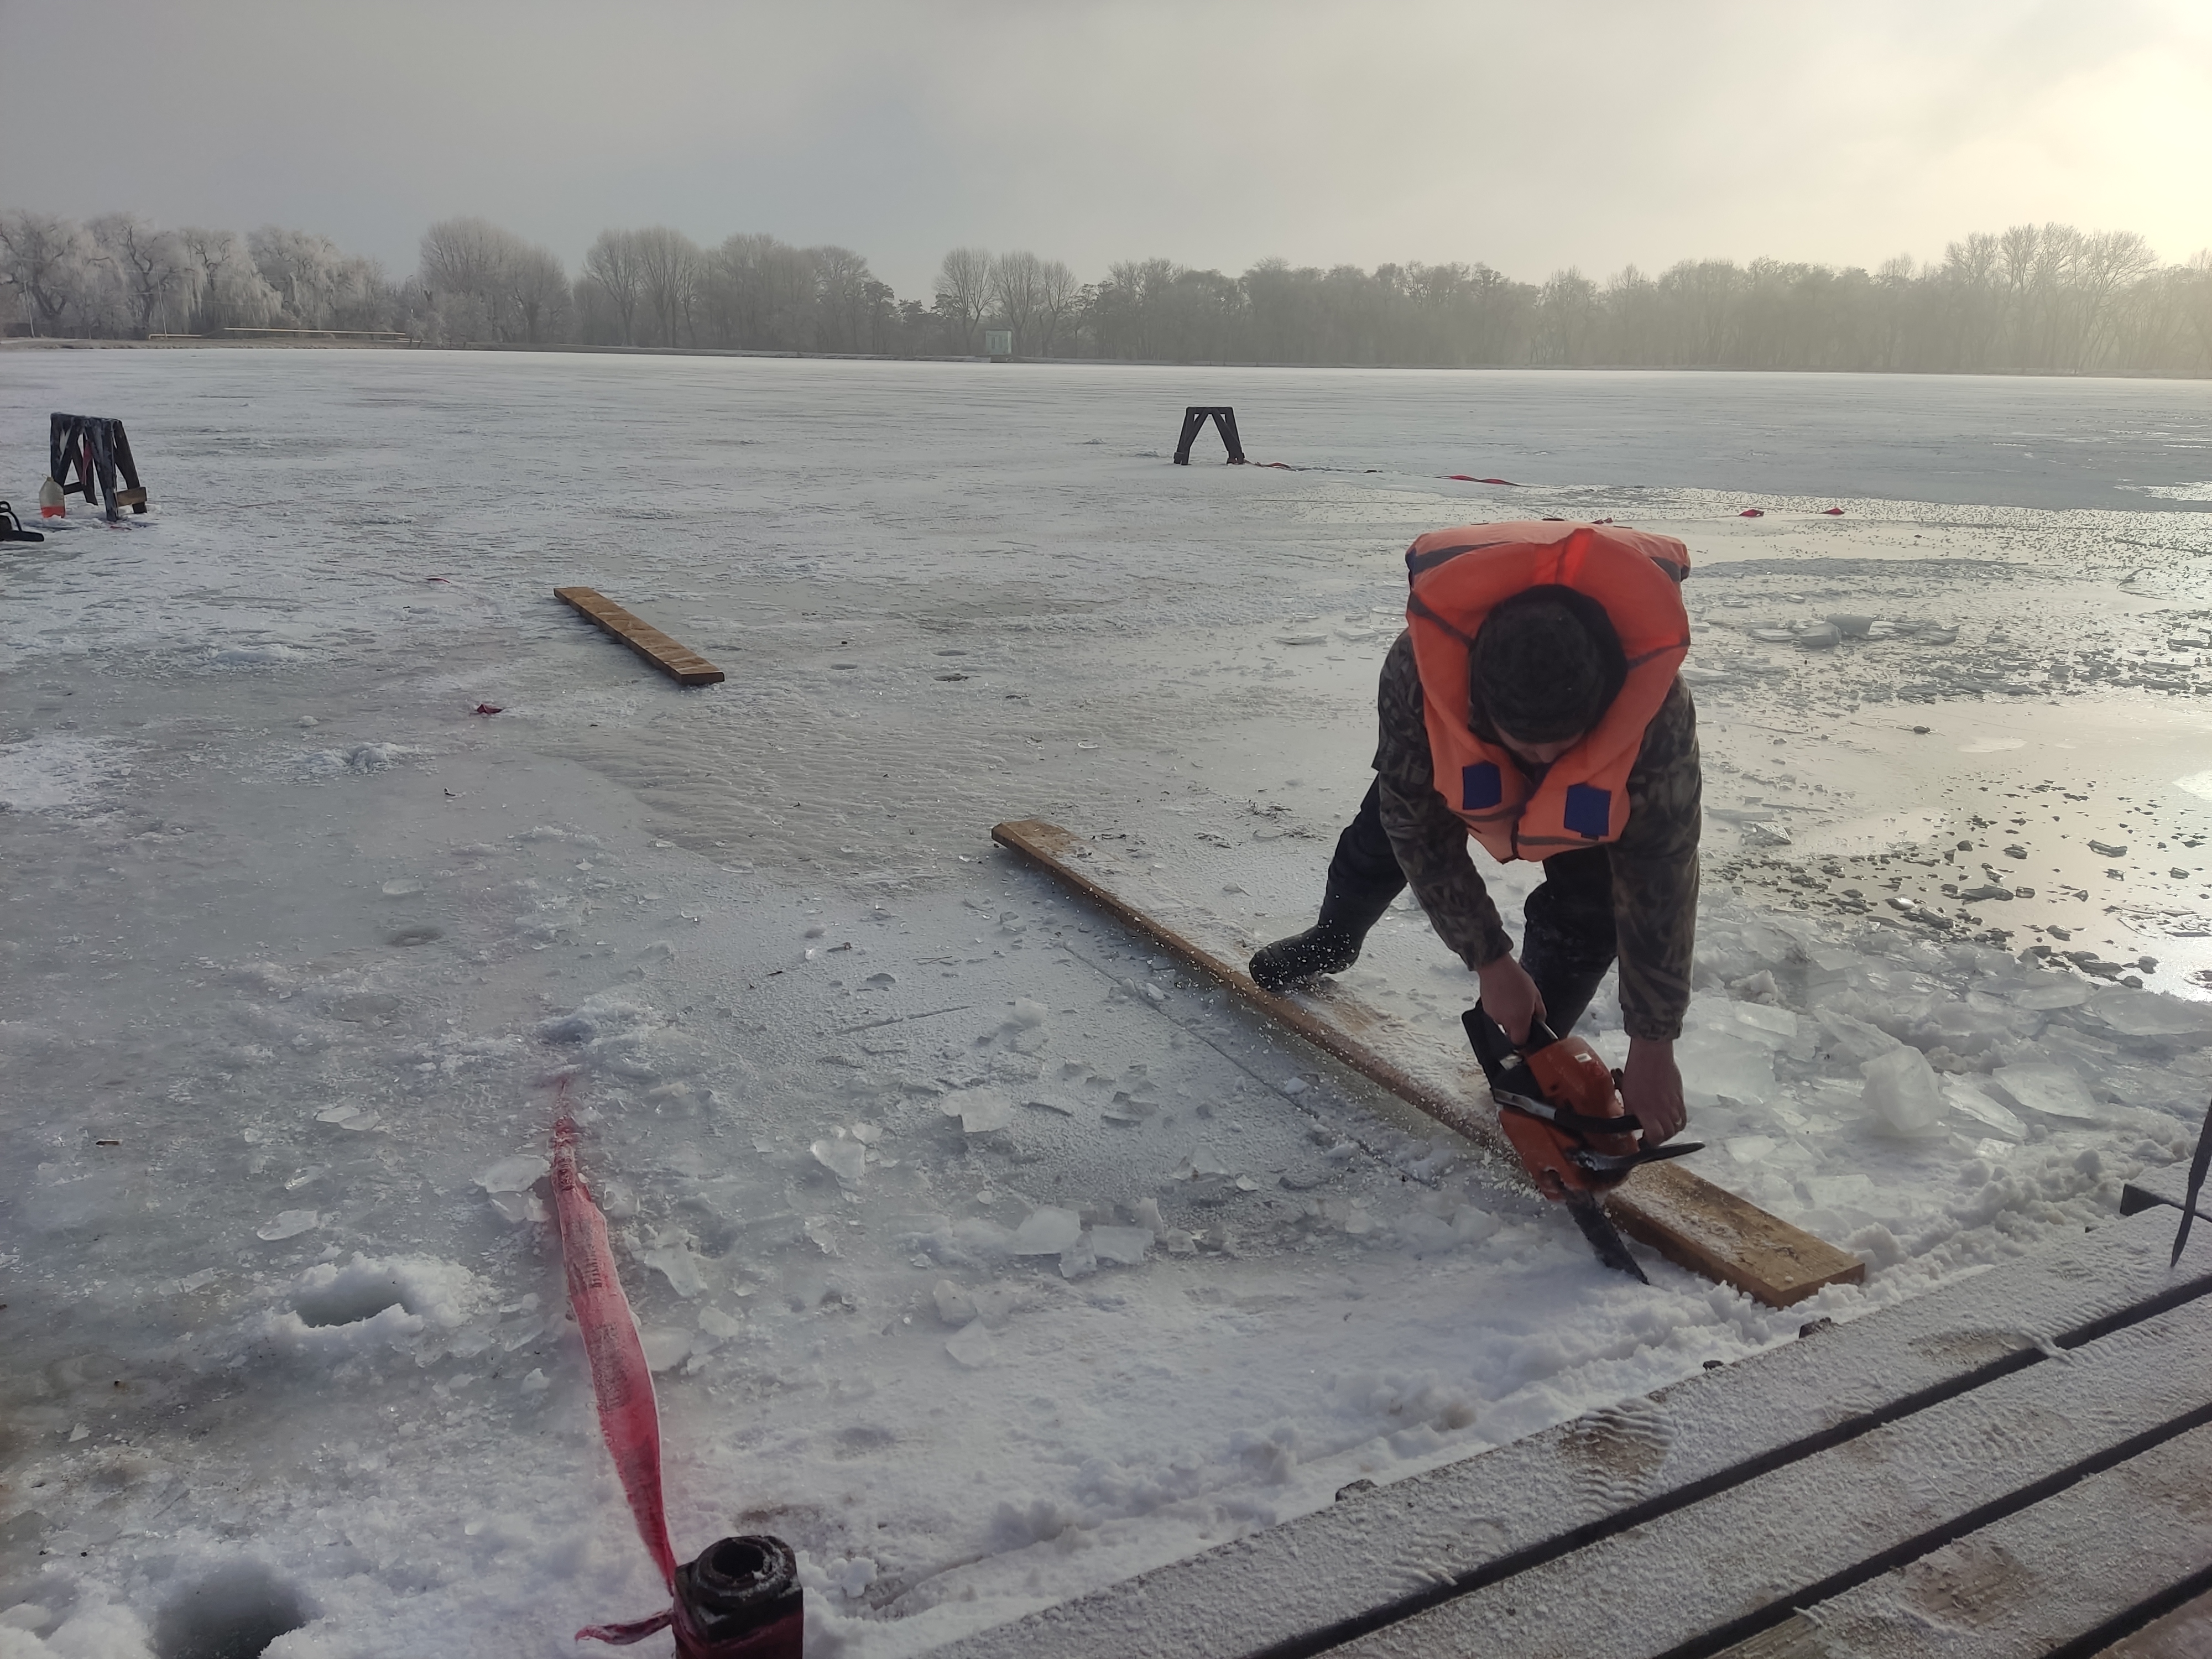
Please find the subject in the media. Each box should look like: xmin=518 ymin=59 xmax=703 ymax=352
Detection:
xmin=989 ymin=816 xmax=1862 ymax=1308
xmin=554 ymin=586 xmax=724 ymax=685
xmin=935 ymin=1204 xmax=2212 ymax=1659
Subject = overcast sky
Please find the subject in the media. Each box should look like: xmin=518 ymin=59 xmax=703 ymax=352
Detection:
xmin=3 ymin=0 xmax=2208 ymax=298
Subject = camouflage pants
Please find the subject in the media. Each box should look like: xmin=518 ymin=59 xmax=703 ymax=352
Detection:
xmin=1332 ymin=781 xmax=1617 ymax=1035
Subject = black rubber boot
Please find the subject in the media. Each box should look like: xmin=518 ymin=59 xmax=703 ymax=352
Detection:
xmin=1249 ymin=784 xmax=1406 ymax=992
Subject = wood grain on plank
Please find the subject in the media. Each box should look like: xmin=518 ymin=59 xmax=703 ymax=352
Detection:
xmin=935 ymin=1205 xmax=2212 ymax=1659
xmin=554 ymin=586 xmax=724 ymax=685
xmin=1760 ymin=1426 xmax=2212 ymax=1659
xmin=1336 ymin=1302 xmax=2212 ymax=1658
xmin=990 ymin=816 xmax=1861 ymax=1308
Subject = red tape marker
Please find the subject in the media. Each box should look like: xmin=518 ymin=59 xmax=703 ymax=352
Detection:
xmin=554 ymin=1109 xmax=680 ymax=1639
xmin=553 ymin=1104 xmax=806 ymax=1657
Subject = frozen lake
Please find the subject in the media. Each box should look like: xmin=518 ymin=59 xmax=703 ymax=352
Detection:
xmin=4 ymin=351 xmax=2212 ymax=1657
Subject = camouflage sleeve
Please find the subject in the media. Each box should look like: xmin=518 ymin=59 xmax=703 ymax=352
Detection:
xmin=1370 ymin=630 xmax=1516 ymax=969
xmin=1611 ymin=679 xmax=1702 ymax=1041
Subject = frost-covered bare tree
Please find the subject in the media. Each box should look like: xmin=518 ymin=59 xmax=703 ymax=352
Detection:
xmin=177 ymin=226 xmax=277 ymax=333
xmin=582 ymin=229 xmax=645 ymax=346
xmin=248 ymin=226 xmax=390 ymax=330
xmin=1535 ymin=268 xmax=1599 ymax=364
xmin=419 ymin=217 xmax=513 ymax=313
xmin=90 ymin=214 xmax=195 ymax=337
xmin=416 ymin=217 xmax=570 ymax=343
xmin=505 ymin=245 xmax=571 ymax=343
xmin=987 ymin=250 xmax=1044 ymax=354
xmin=632 ymin=227 xmax=702 ymax=347
xmin=0 ymin=210 xmax=93 ymax=336
xmin=806 ymin=245 xmax=870 ymax=352
xmin=1034 ymin=258 xmax=1079 ymax=356
xmin=933 ymin=247 xmax=991 ymax=352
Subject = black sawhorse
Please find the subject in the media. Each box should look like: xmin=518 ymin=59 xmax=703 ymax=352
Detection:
xmin=50 ymin=413 xmax=149 ymax=523
xmin=1172 ymin=405 xmax=1245 ymax=466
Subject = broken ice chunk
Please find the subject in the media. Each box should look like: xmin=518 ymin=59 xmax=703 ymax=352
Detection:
xmin=1861 ymin=1046 xmax=1945 ymax=1137
xmin=938 ymin=1088 xmax=1015 ymax=1134
xmin=256 ymin=1209 xmax=319 ymax=1241
xmin=2008 ymin=975 xmax=2090 ymax=1010
xmin=640 ymin=1328 xmax=692 ymax=1373
xmin=945 ymin=1318 xmax=998 ymax=1369
xmin=811 ymin=1138 xmax=868 ymax=1182
xmin=1676 ymin=1027 xmax=1776 ymax=1108
xmin=2085 ymin=988 xmax=2212 ymax=1039
xmin=1010 ymin=1206 xmax=1082 ymax=1254
xmin=1992 ymin=1062 xmax=2101 ymax=1121
xmin=698 ymin=1307 xmax=744 ymax=1340
xmin=1943 ymin=1081 xmax=2027 ymax=1140
xmin=1091 ymin=1225 xmax=1152 ymax=1265
xmin=1795 ymin=623 xmax=1841 ymax=650
xmin=638 ymin=1234 xmax=709 ymax=1298
xmin=1006 ymin=999 xmax=1048 ymax=1028
xmin=1689 ymin=997 xmax=1798 ymax=1050
xmin=2088 ymin=841 xmax=2128 ymax=859
xmin=475 ymin=1154 xmax=549 ymax=1194
xmin=1188 ymin=1145 xmax=1232 ymax=1177
xmin=932 ymin=1279 xmax=977 ymax=1325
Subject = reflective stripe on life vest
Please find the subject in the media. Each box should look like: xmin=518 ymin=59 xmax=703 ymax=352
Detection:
xmin=1404 ymin=521 xmax=1691 ymax=863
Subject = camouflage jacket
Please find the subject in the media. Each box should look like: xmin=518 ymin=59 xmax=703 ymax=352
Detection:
xmin=1371 ymin=629 xmax=1701 ymax=1041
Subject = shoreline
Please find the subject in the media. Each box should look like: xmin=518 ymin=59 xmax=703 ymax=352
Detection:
xmin=6 ymin=335 xmax=2210 ymax=380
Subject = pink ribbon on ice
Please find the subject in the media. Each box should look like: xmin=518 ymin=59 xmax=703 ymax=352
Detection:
xmin=552 ymin=1101 xmax=682 ymax=1645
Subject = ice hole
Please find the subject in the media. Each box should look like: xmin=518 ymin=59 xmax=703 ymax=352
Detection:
xmin=153 ymin=1563 xmax=307 ymax=1659
xmin=292 ymin=1270 xmax=412 ymax=1329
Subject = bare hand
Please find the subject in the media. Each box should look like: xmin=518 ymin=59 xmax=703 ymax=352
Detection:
xmin=1621 ymin=1037 xmax=1687 ymax=1144
xmin=1475 ymin=955 xmax=1546 ymax=1046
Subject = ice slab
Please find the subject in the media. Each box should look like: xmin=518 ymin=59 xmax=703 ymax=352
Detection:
xmin=474 ymin=1154 xmax=547 ymax=1194
xmin=2010 ymin=975 xmax=2091 ymax=1010
xmin=1944 ymin=1081 xmax=2027 ymax=1140
xmin=1676 ymin=1027 xmax=1776 ymax=1107
xmin=939 ymin=1088 xmax=1015 ymax=1134
xmin=811 ymin=1137 xmax=867 ymax=1182
xmin=1091 ymin=1225 xmax=1152 ymax=1265
xmin=1010 ymin=1206 xmax=1082 ymax=1254
xmin=1994 ymin=1062 xmax=2103 ymax=1121
xmin=945 ymin=1318 xmax=999 ymax=1369
xmin=1861 ymin=1046 xmax=1946 ymax=1138
xmin=2085 ymin=988 xmax=2212 ymax=1039
xmin=1689 ymin=996 xmax=1799 ymax=1050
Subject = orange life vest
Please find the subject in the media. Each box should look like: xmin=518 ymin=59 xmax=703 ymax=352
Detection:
xmin=1405 ymin=521 xmax=1690 ymax=863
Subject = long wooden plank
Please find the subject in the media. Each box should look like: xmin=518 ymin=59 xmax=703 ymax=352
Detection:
xmin=1335 ymin=1297 xmax=2212 ymax=1658
xmin=2095 ymin=1584 xmax=2212 ymax=1658
xmin=990 ymin=816 xmax=1861 ymax=1307
xmin=934 ymin=1204 xmax=2212 ymax=1659
xmin=2120 ymin=1157 xmax=2206 ymax=1220
xmin=554 ymin=585 xmax=724 ymax=685
xmin=1749 ymin=1423 xmax=2212 ymax=1659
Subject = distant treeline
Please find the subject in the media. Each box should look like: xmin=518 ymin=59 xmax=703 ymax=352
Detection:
xmin=6 ymin=207 xmax=2210 ymax=376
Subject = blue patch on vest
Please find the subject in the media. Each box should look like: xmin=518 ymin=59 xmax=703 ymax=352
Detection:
xmin=1563 ymin=783 xmax=1611 ymax=839
xmin=1460 ymin=762 xmax=1503 ymax=812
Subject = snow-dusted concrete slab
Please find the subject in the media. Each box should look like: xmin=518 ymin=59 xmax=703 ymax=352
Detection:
xmin=935 ymin=1204 xmax=2212 ymax=1659
xmin=1729 ymin=1423 xmax=2212 ymax=1659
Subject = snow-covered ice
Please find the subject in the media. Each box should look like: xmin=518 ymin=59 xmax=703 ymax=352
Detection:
xmin=3 ymin=352 xmax=2211 ymax=1656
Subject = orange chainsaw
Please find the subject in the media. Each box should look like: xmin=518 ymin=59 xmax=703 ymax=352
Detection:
xmin=1463 ymin=1008 xmax=1702 ymax=1281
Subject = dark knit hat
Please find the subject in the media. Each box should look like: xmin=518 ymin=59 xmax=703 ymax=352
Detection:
xmin=1469 ymin=587 xmax=1623 ymax=744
